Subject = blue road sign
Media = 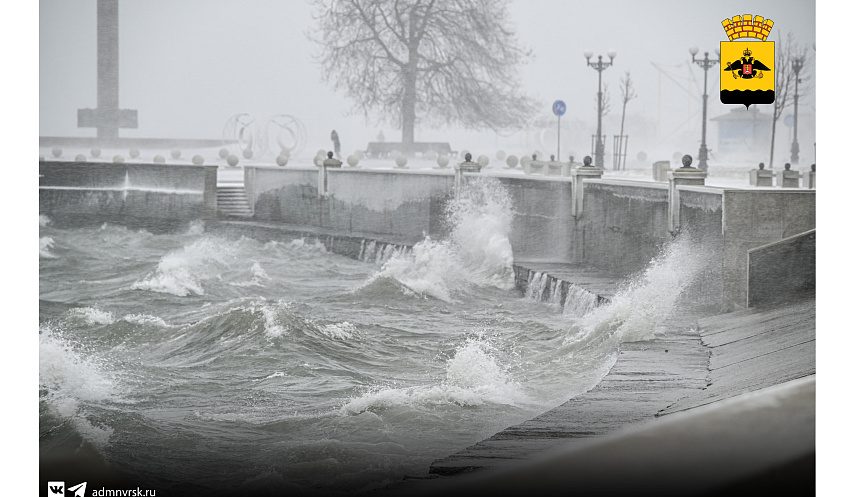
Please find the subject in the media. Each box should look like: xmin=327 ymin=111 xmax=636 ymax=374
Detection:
xmin=553 ymin=100 xmax=567 ymax=116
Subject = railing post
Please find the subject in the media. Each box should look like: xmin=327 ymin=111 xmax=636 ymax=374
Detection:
xmin=806 ymin=164 xmax=816 ymax=189
xmin=779 ymin=163 xmax=802 ymax=188
xmin=571 ymin=155 xmax=603 ymax=218
xmin=668 ymin=154 xmax=707 ymax=232
xmin=528 ymin=154 xmax=545 ymax=175
xmin=318 ymin=151 xmax=342 ymax=196
xmin=455 ymin=152 xmax=480 ymax=198
xmin=750 ymin=162 xmax=773 ymax=187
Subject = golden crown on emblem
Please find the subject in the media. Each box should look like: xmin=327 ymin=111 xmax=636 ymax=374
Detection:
xmin=722 ymin=15 xmax=773 ymax=41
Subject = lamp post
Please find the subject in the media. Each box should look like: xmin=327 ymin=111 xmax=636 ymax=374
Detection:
xmin=585 ymin=49 xmax=615 ymax=169
xmin=689 ymin=46 xmax=720 ymax=172
xmin=790 ymin=52 xmax=805 ymax=165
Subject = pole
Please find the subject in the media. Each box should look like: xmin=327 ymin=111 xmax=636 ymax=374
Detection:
xmin=586 ymin=53 xmax=613 ymax=169
xmin=557 ymin=114 xmax=561 ymax=162
xmin=699 ymin=57 xmax=709 ymax=170
xmin=791 ymin=56 xmax=802 ymax=164
xmin=596 ymin=58 xmax=604 ymax=168
xmin=690 ymin=49 xmax=719 ymax=172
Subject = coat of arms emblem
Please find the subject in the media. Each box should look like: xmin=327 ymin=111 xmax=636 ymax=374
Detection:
xmin=720 ymin=15 xmax=775 ymax=108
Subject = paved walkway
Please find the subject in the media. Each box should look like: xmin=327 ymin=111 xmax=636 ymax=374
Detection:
xmin=427 ymin=312 xmax=709 ymax=476
xmin=385 ymin=297 xmax=815 ymax=496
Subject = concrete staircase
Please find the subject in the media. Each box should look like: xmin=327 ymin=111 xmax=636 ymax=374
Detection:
xmin=216 ymin=185 xmax=253 ymax=218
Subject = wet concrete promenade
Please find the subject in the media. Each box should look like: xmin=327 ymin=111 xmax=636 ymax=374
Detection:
xmin=388 ymin=288 xmax=815 ymax=496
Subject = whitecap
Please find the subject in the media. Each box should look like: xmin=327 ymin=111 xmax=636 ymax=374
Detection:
xmin=231 ymin=262 xmax=271 ymax=288
xmin=132 ymin=237 xmax=239 ymax=296
xmin=321 ymin=321 xmax=358 ymax=340
xmin=186 ymin=219 xmax=205 ymax=235
xmin=40 ymin=236 xmax=57 ymax=258
xmin=121 ymin=313 xmax=170 ymax=327
xmin=342 ymin=334 xmax=526 ymax=415
xmin=39 ymin=327 xmax=119 ymax=451
xmin=68 ymin=306 xmax=116 ymax=325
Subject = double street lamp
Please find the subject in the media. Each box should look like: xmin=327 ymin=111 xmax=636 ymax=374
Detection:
xmin=689 ymin=46 xmax=721 ymax=172
xmin=790 ymin=52 xmax=806 ymax=164
xmin=585 ymin=49 xmax=616 ymax=169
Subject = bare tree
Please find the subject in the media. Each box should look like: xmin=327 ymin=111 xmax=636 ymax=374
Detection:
xmin=309 ymin=0 xmax=536 ymax=145
xmin=613 ymin=72 xmax=636 ymax=170
xmin=769 ymin=32 xmax=813 ymax=168
xmin=598 ymin=82 xmax=612 ymax=117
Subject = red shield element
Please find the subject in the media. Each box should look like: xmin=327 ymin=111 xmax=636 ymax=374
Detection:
xmin=743 ymin=64 xmax=752 ymax=75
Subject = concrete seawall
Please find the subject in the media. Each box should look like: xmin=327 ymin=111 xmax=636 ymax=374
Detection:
xmin=578 ymin=180 xmax=671 ymax=272
xmin=247 ymin=167 xmax=454 ymax=243
xmin=39 ymin=161 xmax=816 ymax=309
xmin=39 ymin=161 xmax=217 ymax=230
xmin=747 ymin=229 xmax=816 ymax=307
xmin=472 ymin=175 xmax=576 ymax=262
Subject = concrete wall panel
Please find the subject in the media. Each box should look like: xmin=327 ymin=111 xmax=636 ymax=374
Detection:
xmin=748 ymin=230 xmax=816 ymax=307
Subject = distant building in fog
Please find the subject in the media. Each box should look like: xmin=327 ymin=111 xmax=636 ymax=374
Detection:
xmin=711 ymin=107 xmax=772 ymax=161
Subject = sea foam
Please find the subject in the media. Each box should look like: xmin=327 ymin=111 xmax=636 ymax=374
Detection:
xmin=132 ymin=237 xmax=243 ymax=296
xmin=39 ymin=326 xmax=118 ymax=451
xmin=341 ymin=333 xmax=525 ymax=414
xmin=40 ymin=236 xmax=57 ymax=258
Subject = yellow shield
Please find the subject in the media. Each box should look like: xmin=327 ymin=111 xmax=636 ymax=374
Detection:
xmin=720 ymin=41 xmax=774 ymax=107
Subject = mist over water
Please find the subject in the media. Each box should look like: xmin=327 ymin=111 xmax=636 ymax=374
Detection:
xmin=39 ymin=179 xmax=708 ymax=495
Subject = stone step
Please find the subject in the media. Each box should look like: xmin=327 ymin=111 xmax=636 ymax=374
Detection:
xmin=216 ymin=186 xmax=253 ymax=217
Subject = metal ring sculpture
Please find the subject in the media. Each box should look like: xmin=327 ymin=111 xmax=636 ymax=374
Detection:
xmin=264 ymin=115 xmax=307 ymax=158
xmin=222 ymin=113 xmax=259 ymax=158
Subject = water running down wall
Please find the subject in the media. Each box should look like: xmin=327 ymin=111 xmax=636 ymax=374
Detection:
xmin=39 ymin=161 xmax=816 ymax=309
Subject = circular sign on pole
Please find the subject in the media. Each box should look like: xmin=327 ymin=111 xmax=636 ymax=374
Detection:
xmin=552 ymin=100 xmax=567 ymax=116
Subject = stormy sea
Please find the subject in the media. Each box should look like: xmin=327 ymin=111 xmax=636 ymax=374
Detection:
xmin=39 ymin=180 xmax=705 ymax=496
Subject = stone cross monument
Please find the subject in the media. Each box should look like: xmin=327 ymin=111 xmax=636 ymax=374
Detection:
xmin=77 ymin=0 xmax=138 ymax=140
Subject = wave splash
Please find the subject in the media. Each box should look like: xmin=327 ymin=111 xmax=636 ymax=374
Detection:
xmin=360 ymin=178 xmax=515 ymax=301
xmin=569 ymin=234 xmax=709 ymax=345
xmin=40 ymin=236 xmax=57 ymax=258
xmin=131 ymin=237 xmax=240 ymax=296
xmin=39 ymin=325 xmax=118 ymax=451
xmin=341 ymin=332 xmax=525 ymax=414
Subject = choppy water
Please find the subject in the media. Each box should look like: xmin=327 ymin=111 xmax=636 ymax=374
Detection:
xmin=39 ymin=180 xmax=707 ymax=496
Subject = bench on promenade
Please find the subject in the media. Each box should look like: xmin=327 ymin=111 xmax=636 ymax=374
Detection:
xmin=365 ymin=141 xmax=456 ymax=159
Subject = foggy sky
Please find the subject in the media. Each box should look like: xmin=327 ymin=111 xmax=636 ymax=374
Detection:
xmin=38 ymin=0 xmax=816 ymax=160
